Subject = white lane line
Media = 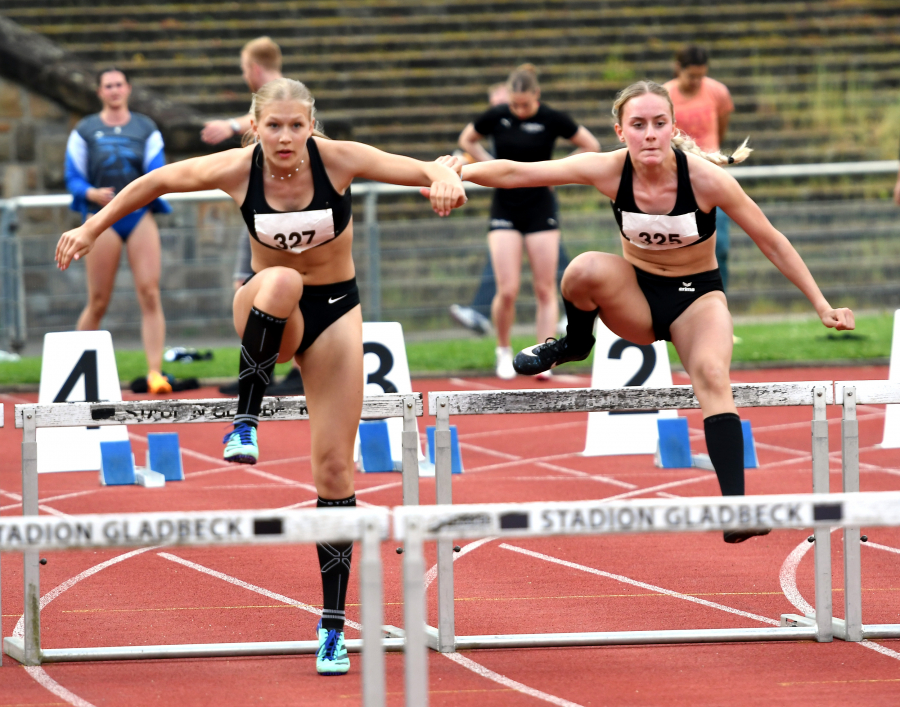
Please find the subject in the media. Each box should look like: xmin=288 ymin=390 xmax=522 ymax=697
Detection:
xmin=462 ymin=420 xmax=585 ymax=441
xmin=420 ymin=538 xmax=588 ymax=707
xmin=14 ymin=547 xmax=156 ymax=706
xmin=241 ymin=467 xmax=319 ymax=493
xmin=460 ymin=441 xmax=522 ymax=461
xmin=0 ymin=490 xmax=98 ymax=512
xmin=782 ymin=532 xmax=900 ymax=662
xmin=534 ymin=462 xmax=637 ymax=489
xmin=13 ymin=547 xmax=157 ymax=639
xmin=423 ymin=537 xmax=496 ymax=590
xmin=23 ymin=666 xmax=97 ymax=707
xmin=443 ymin=652 xmax=584 ymax=707
xmin=779 ymin=536 xmax=817 ymax=617
xmin=157 ymin=552 xmax=361 ymax=631
xmin=449 ymin=378 xmax=496 ymax=390
xmin=601 ymin=475 xmax=714 ymax=502
xmin=501 ymin=543 xmax=779 ymax=626
xmin=864 ymin=541 xmax=900 ymax=556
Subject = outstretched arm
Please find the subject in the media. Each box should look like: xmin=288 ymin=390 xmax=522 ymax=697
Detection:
xmin=56 ymin=148 xmax=250 ymax=270
xmin=323 ymin=140 xmax=467 ymax=216
xmin=461 ymin=151 xmax=616 ymax=192
xmin=716 ymin=173 xmax=854 ymax=330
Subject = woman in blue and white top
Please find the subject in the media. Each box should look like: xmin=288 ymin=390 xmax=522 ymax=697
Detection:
xmin=65 ymin=68 xmax=172 ymax=394
xmin=450 ymin=80 xmax=854 ymax=543
xmin=56 ymin=77 xmax=466 ymax=675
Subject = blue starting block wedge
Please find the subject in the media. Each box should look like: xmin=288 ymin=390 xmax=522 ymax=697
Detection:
xmin=147 ymin=432 xmax=184 ymax=481
xmin=359 ymin=419 xmax=396 ymax=473
xmin=99 ymin=440 xmax=136 ymax=486
xmin=655 ymin=418 xmax=759 ymax=470
xmin=655 ymin=418 xmax=693 ymax=469
xmin=742 ymin=419 xmax=758 ymax=469
xmin=426 ymin=425 xmax=463 ymax=475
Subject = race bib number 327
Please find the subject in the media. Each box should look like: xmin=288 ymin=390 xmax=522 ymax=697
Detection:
xmin=254 ymin=208 xmax=336 ymax=254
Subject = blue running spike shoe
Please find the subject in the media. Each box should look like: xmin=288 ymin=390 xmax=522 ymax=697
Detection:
xmin=223 ymin=423 xmax=258 ymax=465
xmin=316 ymin=620 xmax=350 ymax=676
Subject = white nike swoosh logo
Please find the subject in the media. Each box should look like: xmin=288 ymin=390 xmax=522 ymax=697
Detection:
xmin=328 ymin=294 xmax=348 ymax=304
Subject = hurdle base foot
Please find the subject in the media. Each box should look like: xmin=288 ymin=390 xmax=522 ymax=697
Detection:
xmin=859 ymin=623 xmax=900 ymax=639
xmin=780 ymin=613 xmax=815 ymax=628
xmin=3 ymin=637 xmax=35 ymax=665
xmin=424 ymin=624 xmax=441 ymax=652
xmin=383 ymin=624 xmax=405 ymax=638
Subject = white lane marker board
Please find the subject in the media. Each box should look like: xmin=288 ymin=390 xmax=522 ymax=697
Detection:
xmin=583 ymin=318 xmax=676 ymax=456
xmin=882 ymin=309 xmax=900 ymax=448
xmin=357 ymin=322 xmax=424 ymax=470
xmin=37 ymin=331 xmax=129 ymax=473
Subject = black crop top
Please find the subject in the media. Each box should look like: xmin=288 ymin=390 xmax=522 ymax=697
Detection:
xmin=611 ymin=147 xmax=717 ymax=251
xmin=239 ymin=138 xmax=353 ymax=254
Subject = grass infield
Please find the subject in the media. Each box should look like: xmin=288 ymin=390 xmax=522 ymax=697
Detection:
xmin=0 ymin=312 xmax=891 ymax=386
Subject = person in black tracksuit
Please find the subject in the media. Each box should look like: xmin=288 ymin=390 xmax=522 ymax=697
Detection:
xmin=458 ymin=64 xmax=599 ymax=379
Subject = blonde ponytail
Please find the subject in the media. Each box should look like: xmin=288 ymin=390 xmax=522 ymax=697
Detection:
xmin=671 ymin=133 xmax=752 ymax=166
xmin=613 ymin=80 xmax=752 ymax=167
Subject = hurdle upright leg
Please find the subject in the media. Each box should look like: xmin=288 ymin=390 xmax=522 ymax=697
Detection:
xmin=21 ymin=406 xmax=42 ymax=664
xmin=433 ymin=396 xmax=456 ymax=653
xmin=811 ymin=387 xmax=834 ymax=642
xmin=839 ymin=387 xmax=863 ymax=641
xmin=401 ymin=395 xmax=419 ymax=506
xmin=403 ymin=518 xmax=429 ymax=707
xmin=360 ymin=517 xmax=386 ymax=707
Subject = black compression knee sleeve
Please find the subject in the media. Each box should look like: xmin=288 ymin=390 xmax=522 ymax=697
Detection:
xmin=317 ymin=495 xmax=356 ymax=631
xmin=704 ymin=413 xmax=745 ymax=496
xmin=235 ymin=307 xmax=286 ymax=428
xmin=563 ymin=298 xmax=599 ymax=347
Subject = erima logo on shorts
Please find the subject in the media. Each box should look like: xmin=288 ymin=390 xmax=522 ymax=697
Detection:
xmin=491 ymin=218 xmax=514 ymax=229
xmin=679 ymin=282 xmax=695 ymax=292
xmin=548 ymin=218 xmax=558 ymax=227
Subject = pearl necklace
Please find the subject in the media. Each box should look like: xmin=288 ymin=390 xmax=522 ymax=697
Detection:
xmin=268 ymin=160 xmax=304 ymax=180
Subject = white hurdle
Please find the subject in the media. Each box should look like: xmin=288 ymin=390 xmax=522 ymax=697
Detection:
xmin=835 ymin=381 xmax=900 ymax=641
xmin=4 ymin=393 xmax=423 ymax=674
xmin=395 ymin=490 xmax=900 ymax=707
xmin=425 ymin=382 xmax=836 ymax=655
xmin=0 ymin=507 xmax=389 ymax=704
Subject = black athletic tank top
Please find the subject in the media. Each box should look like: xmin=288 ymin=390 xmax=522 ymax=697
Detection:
xmin=611 ymin=147 xmax=717 ymax=251
xmin=240 ymin=138 xmax=353 ymax=254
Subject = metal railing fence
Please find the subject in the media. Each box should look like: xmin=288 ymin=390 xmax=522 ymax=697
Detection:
xmin=0 ymin=159 xmax=898 ymax=350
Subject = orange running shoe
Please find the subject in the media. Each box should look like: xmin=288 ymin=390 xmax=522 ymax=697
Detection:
xmin=147 ymin=370 xmax=172 ymax=394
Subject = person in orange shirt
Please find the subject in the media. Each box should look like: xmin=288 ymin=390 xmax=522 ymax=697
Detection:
xmin=664 ymin=47 xmax=736 ymax=291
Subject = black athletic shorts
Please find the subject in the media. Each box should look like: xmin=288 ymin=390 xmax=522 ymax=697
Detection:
xmin=242 ymin=274 xmax=361 ymax=354
xmin=633 ymin=266 xmax=724 ymax=342
xmin=489 ymin=188 xmax=559 ymax=235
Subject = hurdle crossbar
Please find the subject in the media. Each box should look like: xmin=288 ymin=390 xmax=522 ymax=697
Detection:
xmin=423 ymin=382 xmax=835 ymax=657
xmin=5 ymin=393 xmax=422 ymax=691
xmin=397 ymin=490 xmax=900 ymax=703
xmin=834 ymin=381 xmax=900 ymax=642
xmin=0 ymin=507 xmax=390 ymax=705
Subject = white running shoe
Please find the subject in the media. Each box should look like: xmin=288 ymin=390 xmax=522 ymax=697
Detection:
xmin=449 ymin=304 xmax=492 ymax=335
xmin=495 ymin=346 xmax=516 ymax=380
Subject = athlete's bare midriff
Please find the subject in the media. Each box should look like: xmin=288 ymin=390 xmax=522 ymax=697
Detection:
xmin=248 ymin=221 xmax=356 ymax=285
xmin=622 ymin=233 xmax=719 ymax=277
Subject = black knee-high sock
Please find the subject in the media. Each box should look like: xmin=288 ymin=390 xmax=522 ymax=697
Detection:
xmin=704 ymin=413 xmax=745 ymax=496
xmin=235 ymin=307 xmax=286 ymax=428
xmin=563 ymin=298 xmax=599 ymax=348
xmin=317 ymin=495 xmax=356 ymax=631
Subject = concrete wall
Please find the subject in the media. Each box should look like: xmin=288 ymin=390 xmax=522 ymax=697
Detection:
xmin=0 ymin=74 xmax=78 ymax=199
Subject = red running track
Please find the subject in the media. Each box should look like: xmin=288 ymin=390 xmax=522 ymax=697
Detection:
xmin=1 ymin=365 xmax=899 ymax=706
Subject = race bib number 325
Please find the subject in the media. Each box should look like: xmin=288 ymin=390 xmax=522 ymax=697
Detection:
xmin=254 ymin=208 xmax=336 ymax=254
